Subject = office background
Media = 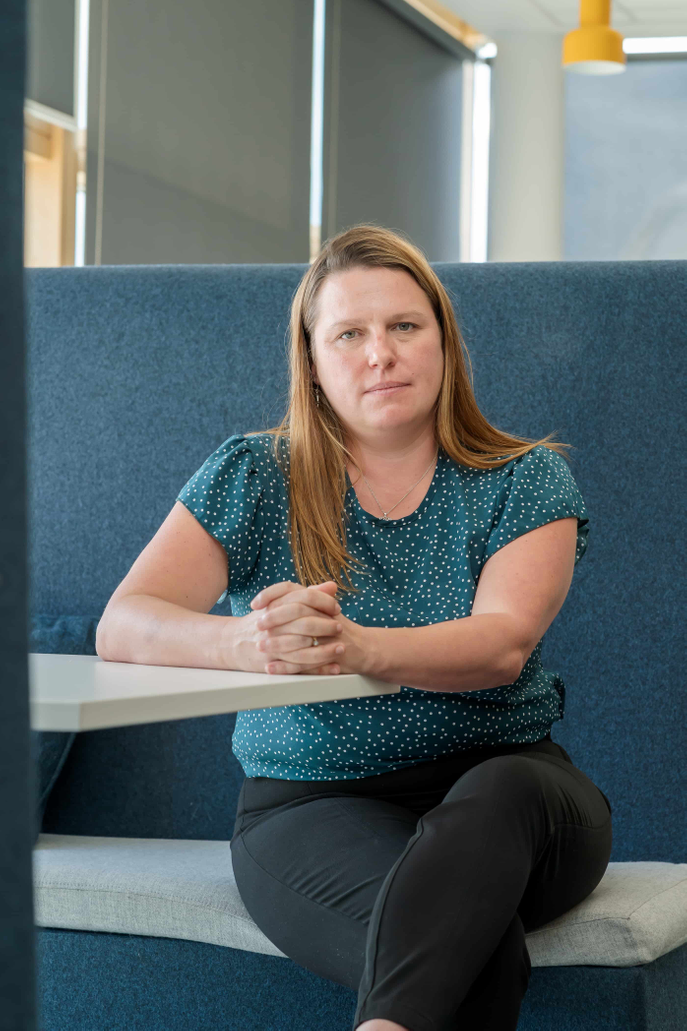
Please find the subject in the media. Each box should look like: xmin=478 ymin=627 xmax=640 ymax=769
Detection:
xmin=23 ymin=0 xmax=687 ymax=268
xmin=7 ymin=3 xmax=687 ymax=1029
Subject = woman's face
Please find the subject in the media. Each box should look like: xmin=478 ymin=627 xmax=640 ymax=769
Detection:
xmin=309 ymin=266 xmax=444 ymax=452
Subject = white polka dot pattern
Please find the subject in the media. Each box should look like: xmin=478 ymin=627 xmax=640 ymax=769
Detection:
xmin=177 ymin=433 xmax=590 ymax=780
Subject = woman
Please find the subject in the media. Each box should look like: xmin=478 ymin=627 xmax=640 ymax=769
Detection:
xmin=100 ymin=223 xmax=612 ymax=1031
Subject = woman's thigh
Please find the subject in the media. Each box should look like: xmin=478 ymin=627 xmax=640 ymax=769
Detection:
xmin=231 ymin=782 xmax=420 ymax=989
xmin=505 ymin=752 xmax=613 ymax=932
xmin=229 ymin=748 xmax=612 ymax=991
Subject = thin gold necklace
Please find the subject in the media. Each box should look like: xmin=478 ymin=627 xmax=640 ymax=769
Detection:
xmin=361 ymin=449 xmax=439 ymax=520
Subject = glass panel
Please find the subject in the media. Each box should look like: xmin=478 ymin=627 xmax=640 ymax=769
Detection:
xmin=564 ymin=58 xmax=687 ymax=260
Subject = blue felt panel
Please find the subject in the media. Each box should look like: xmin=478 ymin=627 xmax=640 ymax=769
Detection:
xmin=1 ymin=0 xmax=34 ymax=1026
xmin=29 ymin=615 xmax=100 ymax=843
xmin=30 ymin=614 xmax=100 ymax=655
xmin=30 ymin=730 xmax=76 ymax=845
xmin=42 ymin=713 xmax=243 ymax=842
xmin=26 ymin=262 xmax=687 ymax=862
xmin=35 ymin=929 xmax=687 ymax=1031
xmin=25 ymin=258 xmax=687 ymax=1031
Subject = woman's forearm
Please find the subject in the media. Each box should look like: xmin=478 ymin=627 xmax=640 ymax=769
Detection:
xmin=364 ymin=614 xmax=523 ymax=693
xmin=96 ymin=593 xmax=241 ymax=669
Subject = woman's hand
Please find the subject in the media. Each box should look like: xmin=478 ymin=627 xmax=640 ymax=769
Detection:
xmin=245 ymin=580 xmax=369 ymax=676
xmin=227 ymin=580 xmax=343 ymax=675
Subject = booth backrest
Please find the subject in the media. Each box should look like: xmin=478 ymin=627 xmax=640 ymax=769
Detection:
xmin=26 ymin=261 xmax=687 ymax=861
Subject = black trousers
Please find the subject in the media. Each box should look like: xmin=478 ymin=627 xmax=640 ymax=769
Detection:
xmin=230 ymin=735 xmax=613 ymax=1031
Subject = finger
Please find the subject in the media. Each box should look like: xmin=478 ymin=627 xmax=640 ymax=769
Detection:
xmin=261 ymin=627 xmax=344 ymax=657
xmin=260 ymin=632 xmax=342 ymax=658
xmin=251 ymin=581 xmax=335 ymax=611
xmin=266 ymin=638 xmax=345 ymax=667
xmin=265 ymin=660 xmax=297 ymax=674
xmin=257 ymin=607 xmax=342 ymax=635
xmin=250 ymin=581 xmax=298 ymax=610
xmin=265 ymin=658 xmax=314 ymax=675
xmin=266 ymin=660 xmax=341 ymax=676
xmin=261 ymin=589 xmax=341 ymax=623
xmin=305 ymin=584 xmax=342 ymax=615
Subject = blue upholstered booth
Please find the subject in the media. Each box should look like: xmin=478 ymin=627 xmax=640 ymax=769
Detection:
xmin=28 ymin=261 xmax=687 ymax=1030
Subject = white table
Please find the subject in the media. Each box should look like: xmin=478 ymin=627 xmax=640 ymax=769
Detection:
xmin=28 ymin=653 xmax=401 ymax=732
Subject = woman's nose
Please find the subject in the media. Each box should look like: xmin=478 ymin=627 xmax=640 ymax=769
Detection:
xmin=366 ymin=331 xmax=397 ymax=355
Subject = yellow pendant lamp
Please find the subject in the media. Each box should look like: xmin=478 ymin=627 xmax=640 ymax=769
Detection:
xmin=563 ymin=0 xmax=626 ymax=75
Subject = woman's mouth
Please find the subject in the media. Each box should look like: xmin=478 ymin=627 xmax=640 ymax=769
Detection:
xmin=367 ymin=384 xmax=409 ymax=395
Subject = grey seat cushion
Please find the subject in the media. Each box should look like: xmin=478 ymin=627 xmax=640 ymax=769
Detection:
xmin=33 ymin=834 xmax=687 ymax=967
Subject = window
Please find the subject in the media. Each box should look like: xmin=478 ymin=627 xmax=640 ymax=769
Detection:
xmin=565 ymin=56 xmax=687 ymax=260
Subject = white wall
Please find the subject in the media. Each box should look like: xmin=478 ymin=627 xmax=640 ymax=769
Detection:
xmin=487 ymin=32 xmax=565 ymax=262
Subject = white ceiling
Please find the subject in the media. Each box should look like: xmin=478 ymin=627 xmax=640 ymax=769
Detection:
xmin=443 ymin=0 xmax=687 ymax=39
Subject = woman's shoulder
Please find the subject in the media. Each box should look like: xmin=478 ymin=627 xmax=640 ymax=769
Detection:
xmin=224 ymin=431 xmax=287 ymax=482
xmin=218 ymin=430 xmax=275 ymax=458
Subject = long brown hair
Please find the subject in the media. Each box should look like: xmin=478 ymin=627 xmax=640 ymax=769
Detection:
xmin=245 ymin=223 xmax=574 ymax=595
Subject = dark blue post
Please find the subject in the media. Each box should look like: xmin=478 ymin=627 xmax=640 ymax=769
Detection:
xmin=0 ymin=0 xmax=36 ymax=1029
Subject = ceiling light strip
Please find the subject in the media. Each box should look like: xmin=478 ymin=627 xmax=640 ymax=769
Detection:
xmin=623 ymin=37 xmax=687 ymax=55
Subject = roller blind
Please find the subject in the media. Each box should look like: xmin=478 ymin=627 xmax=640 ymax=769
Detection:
xmin=85 ymin=0 xmax=313 ymax=264
xmin=322 ymin=0 xmax=465 ymax=261
xmin=26 ymin=0 xmax=75 ymax=117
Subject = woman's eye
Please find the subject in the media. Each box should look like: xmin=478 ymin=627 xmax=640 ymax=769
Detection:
xmin=339 ymin=323 xmax=415 ymax=340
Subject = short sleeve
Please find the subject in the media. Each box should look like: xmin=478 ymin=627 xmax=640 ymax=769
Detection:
xmin=485 ymin=446 xmax=590 ymax=567
xmin=176 ymin=433 xmax=265 ymax=594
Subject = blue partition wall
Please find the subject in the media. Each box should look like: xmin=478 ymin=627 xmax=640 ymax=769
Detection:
xmin=26 ymin=258 xmax=687 ymax=1031
xmin=0 ymin=1 xmax=36 ymax=1030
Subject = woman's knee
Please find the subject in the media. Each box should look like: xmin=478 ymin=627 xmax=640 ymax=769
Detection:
xmin=443 ymin=753 xmax=552 ymax=813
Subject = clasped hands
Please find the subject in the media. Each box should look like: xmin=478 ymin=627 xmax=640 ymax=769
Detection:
xmin=248 ymin=580 xmax=368 ymax=676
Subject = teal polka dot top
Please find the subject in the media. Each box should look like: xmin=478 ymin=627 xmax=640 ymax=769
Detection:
xmin=177 ymin=432 xmax=590 ymax=780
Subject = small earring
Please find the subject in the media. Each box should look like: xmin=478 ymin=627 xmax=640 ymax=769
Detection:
xmin=315 ymin=383 xmax=320 ymax=408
